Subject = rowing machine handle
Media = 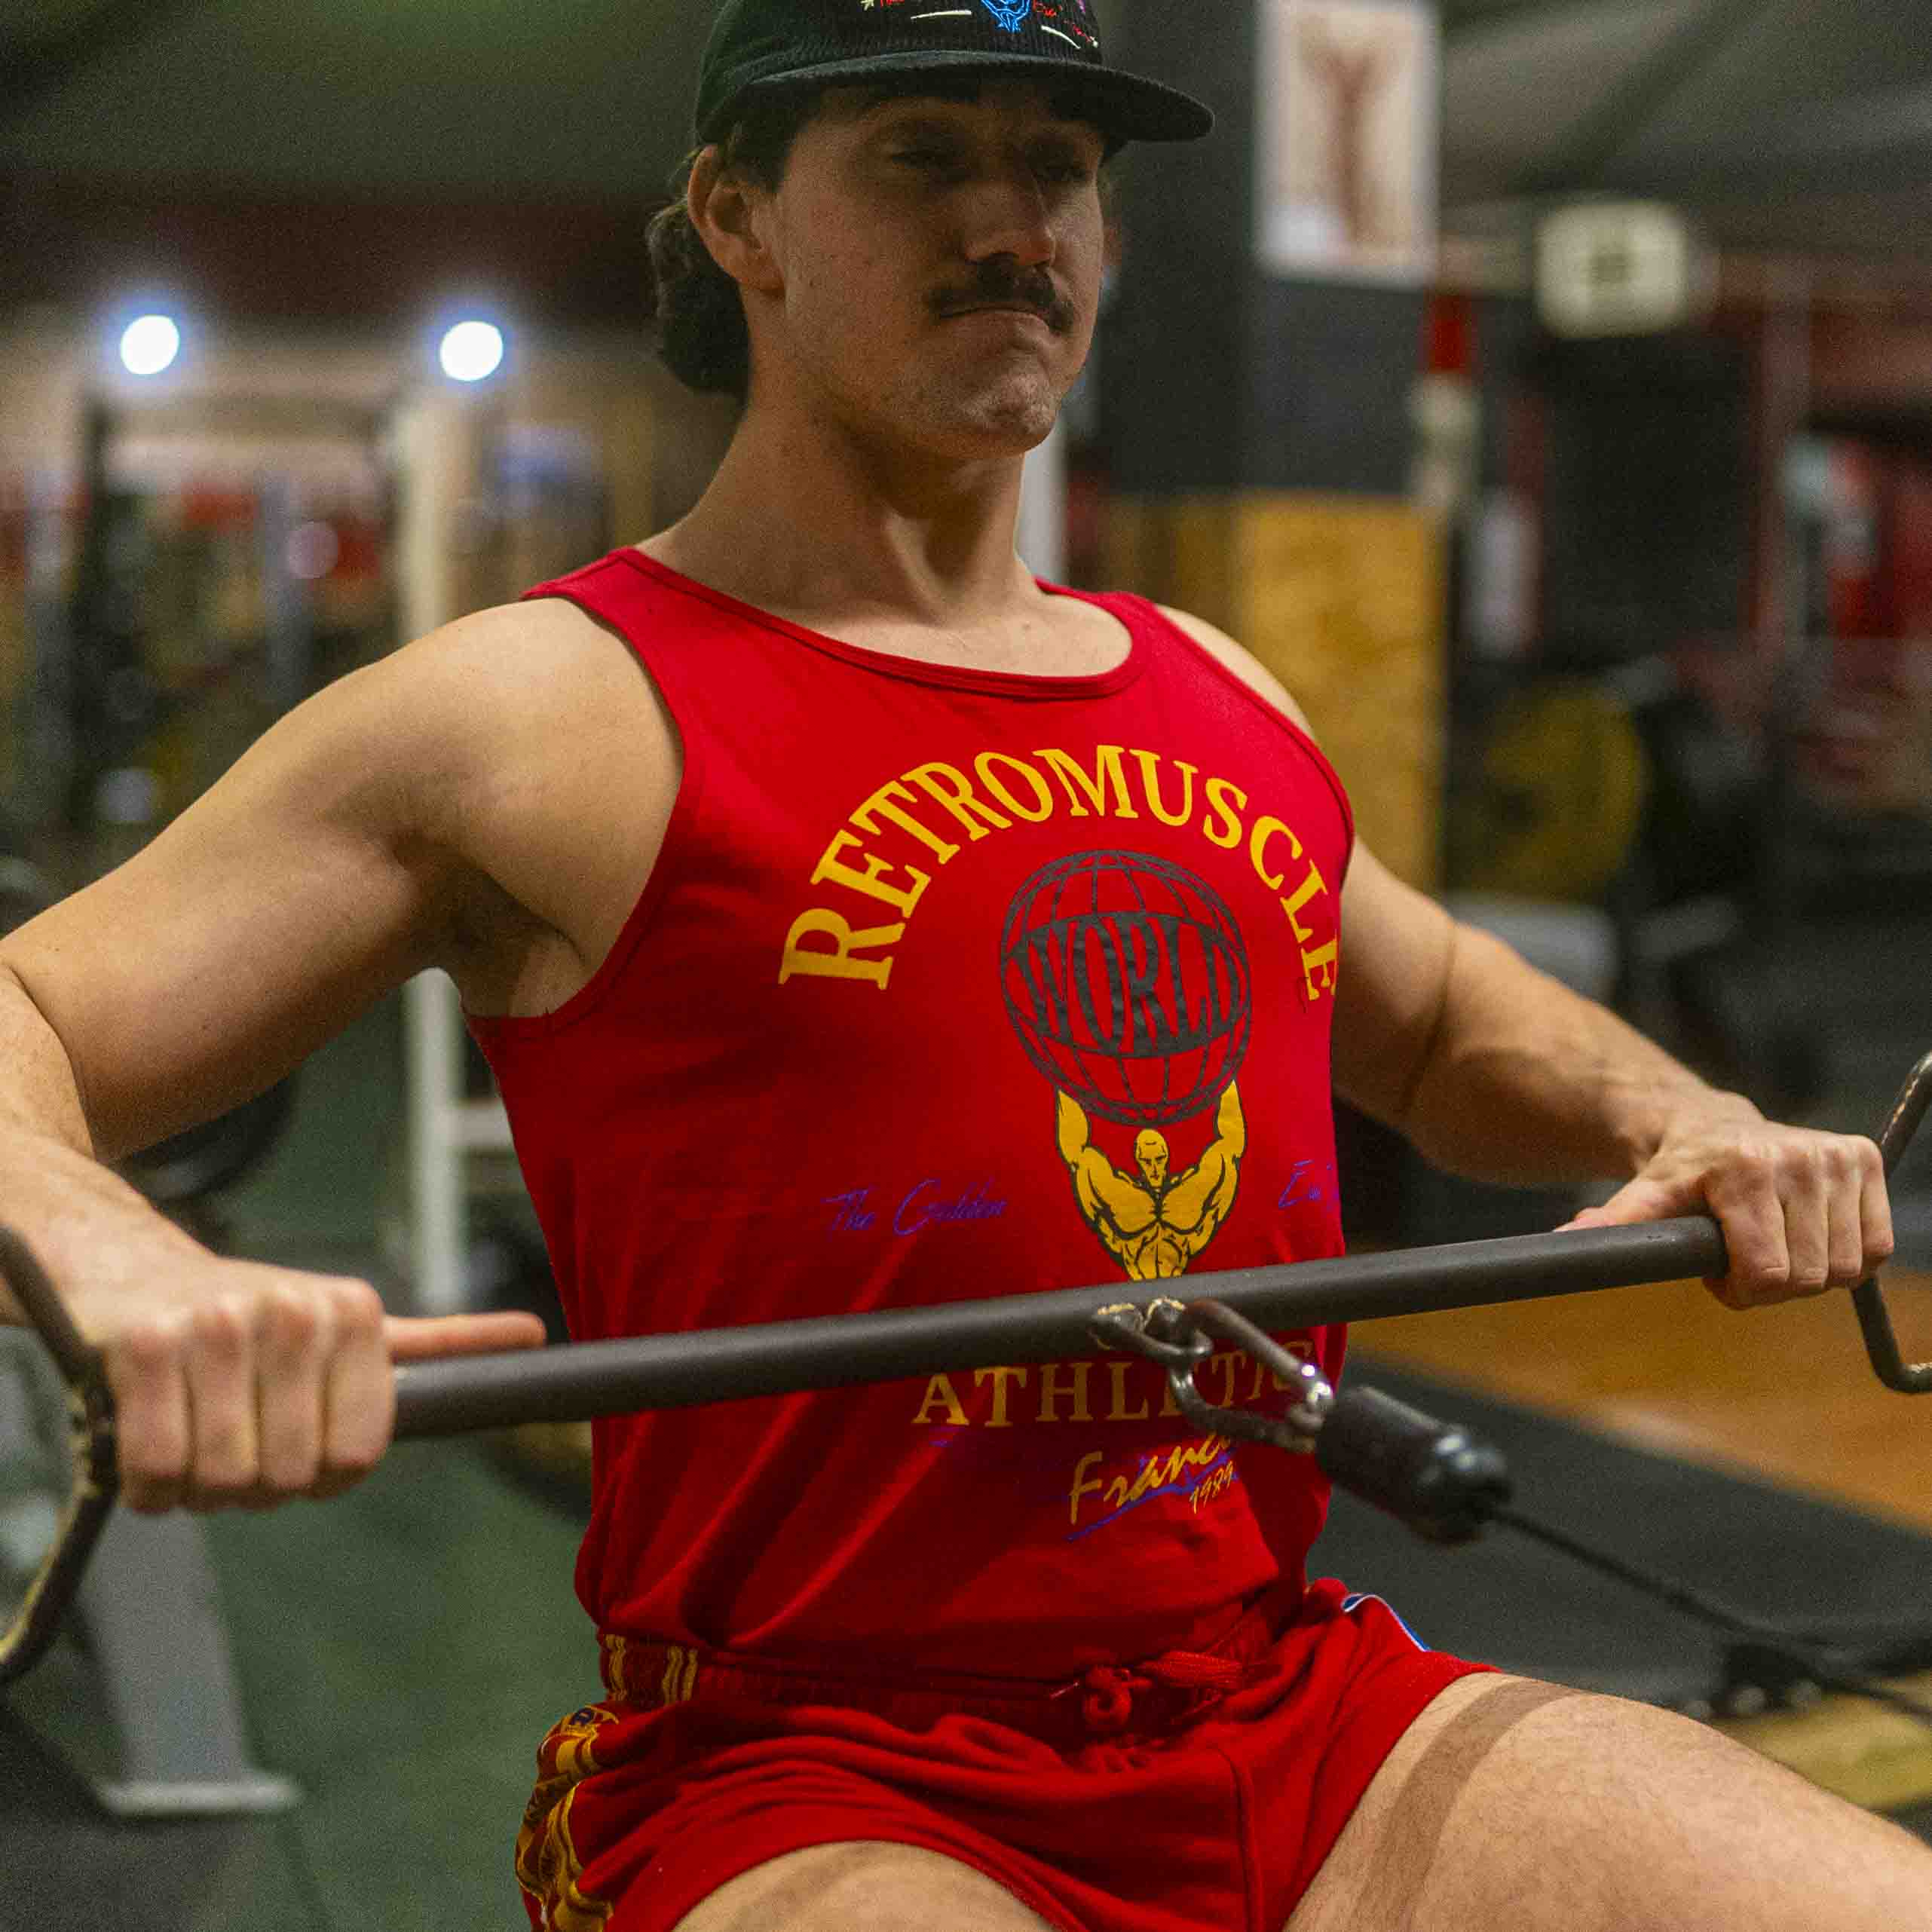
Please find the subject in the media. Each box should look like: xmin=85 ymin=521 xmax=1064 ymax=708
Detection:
xmin=0 ymin=1226 xmax=118 ymax=1689
xmin=1854 ymin=1047 xmax=1932 ymax=1393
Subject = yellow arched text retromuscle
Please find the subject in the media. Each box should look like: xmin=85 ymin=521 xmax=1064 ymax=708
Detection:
xmin=778 ymin=744 xmax=1340 ymax=1001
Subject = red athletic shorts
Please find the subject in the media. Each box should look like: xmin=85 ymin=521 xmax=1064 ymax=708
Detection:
xmin=515 ymin=1578 xmax=1491 ymax=1932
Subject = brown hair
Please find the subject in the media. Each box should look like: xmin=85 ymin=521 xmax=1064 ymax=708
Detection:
xmin=643 ymin=94 xmax=817 ymax=401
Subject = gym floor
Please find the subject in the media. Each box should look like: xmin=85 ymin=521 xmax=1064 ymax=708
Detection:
xmin=4 ymin=905 xmax=1930 ymax=1930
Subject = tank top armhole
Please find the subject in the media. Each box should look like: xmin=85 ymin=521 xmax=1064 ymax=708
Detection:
xmin=465 ymin=586 xmax=711 ymax=1045
xmin=1096 ymin=592 xmax=1358 ymax=878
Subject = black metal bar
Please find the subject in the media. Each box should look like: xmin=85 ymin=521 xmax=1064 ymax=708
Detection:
xmin=1850 ymin=1048 xmax=1932 ymax=1394
xmin=391 ymin=1214 xmax=1728 ymax=1438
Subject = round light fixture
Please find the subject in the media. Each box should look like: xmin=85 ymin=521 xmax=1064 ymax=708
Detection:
xmin=439 ymin=320 xmax=506 ymax=383
xmin=119 ymin=314 xmax=182 ymax=377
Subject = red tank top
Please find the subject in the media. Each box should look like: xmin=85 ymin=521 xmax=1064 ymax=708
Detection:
xmin=470 ymin=549 xmax=1355 ymax=1678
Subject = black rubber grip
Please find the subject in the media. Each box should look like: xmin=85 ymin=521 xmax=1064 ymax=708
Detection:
xmin=1315 ymin=1384 xmax=1513 ymax=1545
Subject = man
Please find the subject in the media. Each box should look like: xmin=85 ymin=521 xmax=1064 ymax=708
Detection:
xmin=1 ymin=2 xmax=1925 ymax=1927
xmin=1055 ymin=1082 xmax=1246 ymax=1278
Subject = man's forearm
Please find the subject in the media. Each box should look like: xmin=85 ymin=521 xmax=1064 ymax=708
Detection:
xmin=0 ymin=968 xmax=204 ymax=1323
xmin=1395 ymin=922 xmax=1759 ymax=1189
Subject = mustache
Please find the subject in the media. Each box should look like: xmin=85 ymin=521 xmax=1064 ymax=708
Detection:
xmin=929 ymin=260 xmax=1076 ymax=333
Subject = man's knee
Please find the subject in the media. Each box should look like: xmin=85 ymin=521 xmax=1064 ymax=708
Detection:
xmin=671 ymin=1839 xmax=1060 ymax=1932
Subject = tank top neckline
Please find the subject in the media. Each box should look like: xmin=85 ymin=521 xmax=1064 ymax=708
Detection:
xmin=606 ymin=546 xmax=1148 ymax=701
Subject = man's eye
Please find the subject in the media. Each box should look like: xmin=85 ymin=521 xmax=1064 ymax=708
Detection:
xmin=1031 ymin=152 xmax=1098 ymax=186
xmin=894 ymin=148 xmax=960 ymax=171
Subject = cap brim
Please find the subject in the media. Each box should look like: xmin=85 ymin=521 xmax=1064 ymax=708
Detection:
xmin=702 ymin=50 xmax=1213 ymax=145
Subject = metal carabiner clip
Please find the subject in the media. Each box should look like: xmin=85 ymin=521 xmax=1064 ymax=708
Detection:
xmin=1089 ymin=1294 xmax=1333 ymax=1452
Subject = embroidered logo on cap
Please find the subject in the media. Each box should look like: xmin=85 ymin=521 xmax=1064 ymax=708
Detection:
xmin=979 ymin=0 xmax=1033 ymax=30
xmin=857 ymin=0 xmax=1101 ymax=54
xmin=1037 ymin=2 xmax=1100 ymax=51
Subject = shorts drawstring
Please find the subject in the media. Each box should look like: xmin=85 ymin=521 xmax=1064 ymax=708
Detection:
xmin=1071 ymin=1649 xmax=1254 ymax=1735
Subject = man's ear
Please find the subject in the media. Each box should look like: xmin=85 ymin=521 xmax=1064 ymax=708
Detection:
xmin=687 ymin=145 xmax=784 ymax=295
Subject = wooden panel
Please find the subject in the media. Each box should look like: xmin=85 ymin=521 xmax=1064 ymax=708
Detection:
xmin=1234 ymin=492 xmax=1446 ymax=890
xmin=1165 ymin=497 xmax=1241 ymax=637
xmin=1097 ymin=493 xmax=1239 ymax=634
xmin=1098 ymin=490 xmax=1447 ymax=890
xmin=1097 ymin=492 xmax=1156 ymax=601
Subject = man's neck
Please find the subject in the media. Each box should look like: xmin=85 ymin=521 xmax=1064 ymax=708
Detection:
xmin=646 ymin=395 xmax=1041 ymax=631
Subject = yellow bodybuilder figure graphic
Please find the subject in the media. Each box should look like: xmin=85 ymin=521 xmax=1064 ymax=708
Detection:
xmin=1055 ymin=1082 xmax=1245 ymax=1279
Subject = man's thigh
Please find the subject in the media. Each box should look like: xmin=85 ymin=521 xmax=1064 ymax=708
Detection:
xmin=671 ymin=1841 xmax=1061 ymax=1932
xmin=1288 ymin=1671 xmax=1932 ymax=1932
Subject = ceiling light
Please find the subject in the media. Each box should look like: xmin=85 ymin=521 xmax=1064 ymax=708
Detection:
xmin=119 ymin=313 xmax=181 ymax=376
xmin=439 ymin=320 xmax=506 ymax=383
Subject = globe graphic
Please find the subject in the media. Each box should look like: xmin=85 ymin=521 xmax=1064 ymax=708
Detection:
xmin=998 ymin=850 xmax=1252 ymax=1128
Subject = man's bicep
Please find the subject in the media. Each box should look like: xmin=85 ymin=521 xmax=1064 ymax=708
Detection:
xmin=0 ymin=660 xmax=461 ymax=1160
xmin=1329 ymin=842 xmax=1457 ymax=1131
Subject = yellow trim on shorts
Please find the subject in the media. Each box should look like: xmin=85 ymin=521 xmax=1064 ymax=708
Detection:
xmin=516 ymin=1704 xmax=617 ymax=1924
xmin=547 ymin=1785 xmax=614 ymax=1931
xmin=601 ymin=1633 xmax=631 ymax=1701
xmin=659 ymin=1643 xmax=700 ymax=1705
xmin=516 ymin=1777 xmax=614 ymax=1929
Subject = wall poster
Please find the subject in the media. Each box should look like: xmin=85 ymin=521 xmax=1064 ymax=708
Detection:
xmin=1256 ymin=0 xmax=1438 ymax=284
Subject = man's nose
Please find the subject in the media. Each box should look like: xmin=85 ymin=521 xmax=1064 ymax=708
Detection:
xmin=960 ymin=165 xmax=1056 ymax=266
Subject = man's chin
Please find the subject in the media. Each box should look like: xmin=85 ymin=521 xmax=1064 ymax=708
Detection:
xmin=917 ymin=375 xmax=1068 ymax=459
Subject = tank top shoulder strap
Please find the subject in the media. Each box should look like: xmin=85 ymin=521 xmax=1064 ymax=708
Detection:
xmin=1055 ymin=587 xmax=1358 ymax=856
xmin=519 ymin=546 xmax=741 ymax=718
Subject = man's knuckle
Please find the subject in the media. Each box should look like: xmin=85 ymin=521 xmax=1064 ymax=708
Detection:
xmin=258 ymin=1285 xmax=321 ymax=1352
xmin=117 ymin=1321 xmax=183 ymax=1376
xmin=261 ymin=1442 xmax=322 ymax=1491
xmin=191 ymin=1294 xmax=252 ymax=1354
xmin=326 ymin=1438 xmax=384 ymax=1483
xmin=120 ymin=1434 xmax=182 ymax=1485
xmin=328 ymin=1278 xmax=385 ymax=1340
xmin=1771 ymin=1138 xmax=1821 ymax=1183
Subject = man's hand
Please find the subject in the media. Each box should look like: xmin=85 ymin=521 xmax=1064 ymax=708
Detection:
xmin=81 ymin=1257 xmax=547 ymax=1513
xmin=1559 ymin=1099 xmax=1894 ymax=1310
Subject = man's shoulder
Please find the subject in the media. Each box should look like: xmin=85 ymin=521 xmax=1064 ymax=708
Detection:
xmin=332 ymin=594 xmax=668 ymax=845
xmin=367 ymin=594 xmax=654 ymax=749
xmin=405 ymin=592 xmax=641 ymax=687
xmin=365 ymin=595 xmax=678 ymax=992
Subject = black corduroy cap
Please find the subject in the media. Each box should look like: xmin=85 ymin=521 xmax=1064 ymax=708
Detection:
xmin=693 ymin=0 xmax=1214 ymax=147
